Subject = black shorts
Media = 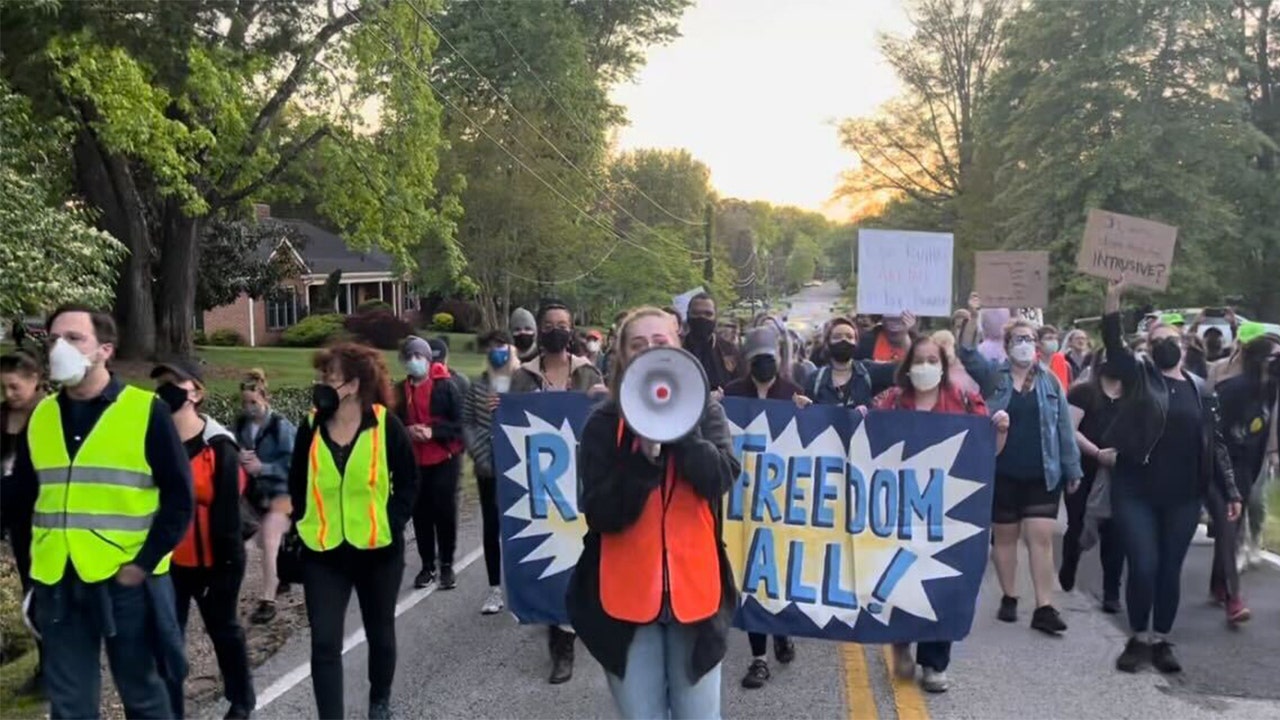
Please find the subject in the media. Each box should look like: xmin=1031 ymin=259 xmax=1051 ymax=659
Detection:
xmin=992 ymin=474 xmax=1062 ymax=524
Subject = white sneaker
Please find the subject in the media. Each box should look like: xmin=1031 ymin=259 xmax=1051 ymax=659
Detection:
xmin=481 ymin=586 xmax=504 ymax=615
xmin=1246 ymin=539 xmax=1263 ymax=568
xmin=1236 ymin=546 xmax=1249 ymax=574
xmin=921 ymin=667 xmax=949 ymax=693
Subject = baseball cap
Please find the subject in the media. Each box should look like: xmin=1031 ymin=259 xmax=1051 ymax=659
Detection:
xmin=743 ymin=327 xmax=780 ymax=361
xmin=1159 ymin=313 xmax=1186 ymax=327
xmin=586 ymin=329 xmax=602 ymax=341
xmin=150 ymin=357 xmax=204 ymax=385
xmin=1236 ymin=321 xmax=1266 ymax=345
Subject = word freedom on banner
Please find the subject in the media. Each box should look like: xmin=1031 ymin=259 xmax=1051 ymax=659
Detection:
xmin=494 ymin=394 xmax=996 ymax=644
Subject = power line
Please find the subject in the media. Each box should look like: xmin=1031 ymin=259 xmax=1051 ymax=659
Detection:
xmin=411 ymin=0 xmax=707 ymax=260
xmin=474 ymin=0 xmax=708 ymax=228
xmin=504 ymin=241 xmax=624 ymax=286
xmin=345 ymin=2 xmax=671 ymax=283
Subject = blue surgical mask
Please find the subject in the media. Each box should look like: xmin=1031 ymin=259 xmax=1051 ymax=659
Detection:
xmin=488 ymin=347 xmax=511 ymax=368
xmin=405 ymin=358 xmax=428 ymax=378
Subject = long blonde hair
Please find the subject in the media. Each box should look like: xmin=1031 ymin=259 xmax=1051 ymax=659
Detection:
xmin=608 ymin=306 xmax=681 ymax=399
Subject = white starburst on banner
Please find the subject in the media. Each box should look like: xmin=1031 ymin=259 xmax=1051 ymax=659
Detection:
xmin=726 ymin=410 xmax=983 ymax=630
xmin=501 ymin=413 xmax=585 ymax=579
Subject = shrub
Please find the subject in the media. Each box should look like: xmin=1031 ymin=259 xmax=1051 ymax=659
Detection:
xmin=193 ymin=330 xmax=208 ymax=345
xmin=357 ymin=299 xmax=392 ymax=314
xmin=206 ymin=328 xmax=246 ymax=347
xmin=281 ymin=313 xmax=347 ymax=347
xmin=431 ymin=312 xmax=454 ymax=331
xmin=435 ymin=299 xmax=481 ymax=332
xmin=345 ymin=309 xmax=412 ymax=350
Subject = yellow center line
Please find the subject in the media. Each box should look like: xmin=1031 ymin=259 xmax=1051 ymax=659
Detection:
xmin=881 ymin=645 xmax=931 ymax=720
xmin=841 ymin=644 xmax=879 ymax=720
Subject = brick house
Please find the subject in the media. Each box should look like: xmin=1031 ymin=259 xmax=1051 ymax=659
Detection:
xmin=200 ymin=211 xmax=418 ymax=346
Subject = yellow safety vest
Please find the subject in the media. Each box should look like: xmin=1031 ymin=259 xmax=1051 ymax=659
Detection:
xmin=27 ymin=385 xmax=169 ymax=584
xmin=297 ymin=405 xmax=393 ymax=552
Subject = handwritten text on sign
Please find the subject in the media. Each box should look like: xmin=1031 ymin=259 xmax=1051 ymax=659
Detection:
xmin=1076 ymin=209 xmax=1178 ymax=291
xmin=494 ymin=394 xmax=996 ymax=643
xmin=974 ymin=251 xmax=1050 ymax=309
xmin=857 ymin=230 xmax=954 ymax=317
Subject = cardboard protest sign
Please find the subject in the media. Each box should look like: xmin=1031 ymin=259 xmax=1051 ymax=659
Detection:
xmin=857 ymin=230 xmax=954 ymax=317
xmin=495 ymin=393 xmax=996 ymax=643
xmin=974 ymin=251 xmax=1050 ymax=309
xmin=1077 ymin=209 xmax=1177 ymax=290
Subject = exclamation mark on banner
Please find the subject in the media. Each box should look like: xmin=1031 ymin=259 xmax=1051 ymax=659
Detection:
xmin=868 ymin=548 xmax=917 ymax=615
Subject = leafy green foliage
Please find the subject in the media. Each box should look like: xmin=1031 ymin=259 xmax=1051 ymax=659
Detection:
xmin=432 ymin=312 xmax=455 ymax=331
xmin=205 ymin=328 xmax=246 ymax=347
xmin=0 ymin=80 xmax=126 ymax=316
xmin=196 ymin=219 xmax=305 ymax=312
xmin=280 ymin=313 xmax=346 ymax=347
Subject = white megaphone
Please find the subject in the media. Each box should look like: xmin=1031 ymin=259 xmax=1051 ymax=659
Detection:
xmin=618 ymin=346 xmax=710 ymax=443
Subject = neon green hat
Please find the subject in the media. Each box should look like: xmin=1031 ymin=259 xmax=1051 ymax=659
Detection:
xmin=1237 ymin=321 xmax=1266 ymax=345
xmin=1159 ymin=312 xmax=1186 ymax=327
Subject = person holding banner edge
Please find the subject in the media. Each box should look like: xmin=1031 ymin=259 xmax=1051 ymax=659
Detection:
xmin=958 ymin=293 xmax=1083 ymax=636
xmin=1100 ymin=277 xmax=1241 ymax=674
xmin=874 ymin=333 xmax=1008 ymax=693
xmin=567 ymin=306 xmax=740 ymax=720
xmin=803 ymin=316 xmax=899 ymax=408
xmin=724 ymin=326 xmax=812 ymax=689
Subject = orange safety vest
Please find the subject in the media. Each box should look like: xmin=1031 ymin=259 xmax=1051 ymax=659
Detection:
xmin=173 ymin=445 xmax=246 ymax=568
xmin=599 ymin=420 xmax=720 ymax=624
xmin=1048 ymin=352 xmax=1071 ymax=390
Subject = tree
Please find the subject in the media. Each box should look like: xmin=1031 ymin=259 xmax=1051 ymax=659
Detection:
xmin=987 ymin=0 xmax=1263 ymax=321
xmin=0 ymin=77 xmax=125 ymax=317
xmin=194 ymin=219 xmax=306 ymax=312
xmin=1 ymin=0 xmax=459 ymax=357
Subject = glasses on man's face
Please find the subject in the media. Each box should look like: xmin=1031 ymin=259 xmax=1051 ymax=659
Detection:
xmin=1010 ymin=336 xmax=1036 ymax=345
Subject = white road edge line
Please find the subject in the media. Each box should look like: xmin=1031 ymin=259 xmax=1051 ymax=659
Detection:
xmin=1260 ymin=549 xmax=1280 ymax=570
xmin=255 ymin=545 xmax=486 ymax=711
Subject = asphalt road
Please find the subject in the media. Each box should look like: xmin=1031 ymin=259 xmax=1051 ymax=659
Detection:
xmin=219 ymin=281 xmax=1280 ymax=719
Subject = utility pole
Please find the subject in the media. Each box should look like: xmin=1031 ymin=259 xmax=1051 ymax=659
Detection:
xmin=703 ymin=202 xmax=714 ymax=285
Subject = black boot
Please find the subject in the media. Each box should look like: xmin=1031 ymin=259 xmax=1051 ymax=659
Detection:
xmin=548 ymin=627 xmax=574 ymax=684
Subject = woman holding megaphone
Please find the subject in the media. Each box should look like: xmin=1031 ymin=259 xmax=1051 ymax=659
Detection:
xmin=567 ymin=306 xmax=741 ymax=720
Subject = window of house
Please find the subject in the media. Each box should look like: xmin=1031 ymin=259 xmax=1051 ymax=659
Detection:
xmin=267 ymin=287 xmax=299 ymax=329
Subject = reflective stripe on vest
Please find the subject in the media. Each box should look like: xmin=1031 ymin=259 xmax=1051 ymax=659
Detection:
xmin=27 ymin=386 xmax=164 ymax=584
xmin=599 ymin=419 xmax=720 ymax=624
xmin=297 ymin=405 xmax=393 ymax=552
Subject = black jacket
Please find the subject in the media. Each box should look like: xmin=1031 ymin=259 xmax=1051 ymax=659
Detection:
xmin=1100 ymin=312 xmax=1240 ymax=501
xmin=852 ymin=325 xmax=915 ymax=362
xmin=1216 ymin=372 xmax=1278 ymax=487
xmin=393 ymin=374 xmax=464 ymax=444
xmin=183 ymin=425 xmax=245 ymax=567
xmin=804 ymin=361 xmax=897 ymax=407
xmin=566 ymin=399 xmax=741 ymax=684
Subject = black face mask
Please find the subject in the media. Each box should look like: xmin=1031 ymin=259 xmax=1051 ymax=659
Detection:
xmin=157 ymin=382 xmax=190 ymax=414
xmin=540 ymin=327 xmax=571 ymax=354
xmin=312 ymin=383 xmax=341 ymax=415
xmin=1151 ymin=338 xmax=1182 ymax=370
xmin=750 ymin=355 xmax=779 ymax=383
xmin=687 ymin=317 xmax=716 ymax=341
xmin=828 ymin=340 xmax=855 ymax=364
xmin=513 ymin=333 xmax=535 ymax=352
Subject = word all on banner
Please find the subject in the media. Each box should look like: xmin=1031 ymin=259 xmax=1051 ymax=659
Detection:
xmin=494 ymin=394 xmax=996 ymax=644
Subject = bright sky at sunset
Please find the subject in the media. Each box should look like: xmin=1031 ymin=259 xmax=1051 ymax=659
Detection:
xmin=611 ymin=0 xmax=913 ymax=219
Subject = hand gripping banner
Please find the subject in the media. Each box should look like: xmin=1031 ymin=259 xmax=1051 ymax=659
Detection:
xmin=495 ymin=394 xmax=995 ymax=643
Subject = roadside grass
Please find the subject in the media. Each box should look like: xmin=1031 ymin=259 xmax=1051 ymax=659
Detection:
xmin=1264 ymin=478 xmax=1280 ymax=552
xmin=0 ymin=649 xmax=41 ymax=720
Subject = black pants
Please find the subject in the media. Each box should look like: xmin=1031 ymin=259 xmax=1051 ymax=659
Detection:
xmin=477 ymin=473 xmax=502 ymax=586
xmin=748 ymin=632 xmax=787 ymax=657
xmin=303 ymin=547 xmax=405 ymax=719
xmin=1062 ymin=475 xmax=1124 ymax=601
xmin=171 ymin=565 xmax=256 ymax=712
xmin=1206 ymin=483 xmax=1241 ymax=600
xmin=415 ymin=457 xmax=461 ymax=570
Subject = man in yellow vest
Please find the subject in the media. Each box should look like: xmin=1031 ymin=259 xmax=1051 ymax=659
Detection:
xmin=8 ymin=305 xmax=194 ymax=719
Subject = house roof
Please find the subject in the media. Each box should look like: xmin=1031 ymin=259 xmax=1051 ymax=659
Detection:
xmin=274 ymin=219 xmax=396 ymax=276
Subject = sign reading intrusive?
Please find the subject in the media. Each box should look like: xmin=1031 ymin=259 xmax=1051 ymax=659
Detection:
xmin=1076 ymin=209 xmax=1178 ymax=291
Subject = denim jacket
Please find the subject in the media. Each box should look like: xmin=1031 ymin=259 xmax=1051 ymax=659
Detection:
xmin=234 ymin=410 xmax=297 ymax=484
xmin=958 ymin=345 xmax=1083 ymax=491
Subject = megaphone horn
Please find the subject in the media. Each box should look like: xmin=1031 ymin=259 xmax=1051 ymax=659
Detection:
xmin=618 ymin=346 xmax=710 ymax=443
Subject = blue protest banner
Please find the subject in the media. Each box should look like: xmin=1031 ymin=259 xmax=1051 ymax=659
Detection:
xmin=494 ymin=393 xmax=995 ymax=642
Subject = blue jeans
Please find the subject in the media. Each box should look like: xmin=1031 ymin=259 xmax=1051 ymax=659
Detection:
xmin=1111 ymin=483 xmax=1201 ymax=635
xmin=34 ymin=570 xmax=184 ymax=719
xmin=607 ymin=623 xmax=722 ymax=720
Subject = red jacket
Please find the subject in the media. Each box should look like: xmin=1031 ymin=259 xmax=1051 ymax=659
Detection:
xmin=403 ymin=363 xmax=463 ymax=466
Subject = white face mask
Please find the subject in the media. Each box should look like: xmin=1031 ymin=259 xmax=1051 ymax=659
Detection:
xmin=492 ymin=375 xmax=512 ymax=393
xmin=1009 ymin=343 xmax=1037 ymax=365
xmin=909 ymin=363 xmax=943 ymax=392
xmin=586 ymin=341 xmax=601 ymax=354
xmin=48 ymin=337 xmax=92 ymax=386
